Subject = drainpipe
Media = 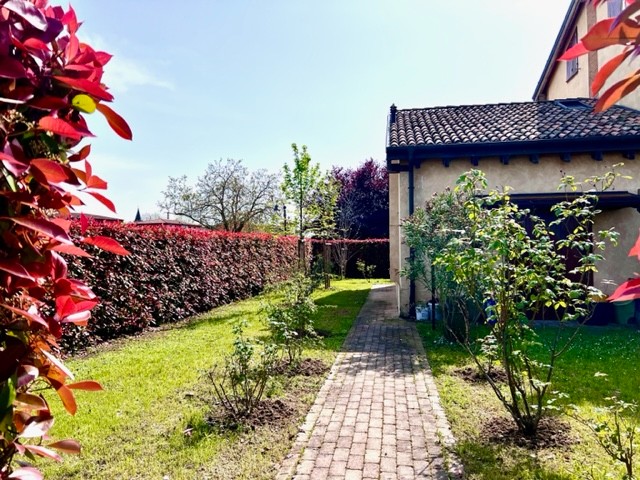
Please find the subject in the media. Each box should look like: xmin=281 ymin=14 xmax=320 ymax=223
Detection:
xmin=408 ymin=151 xmax=416 ymax=318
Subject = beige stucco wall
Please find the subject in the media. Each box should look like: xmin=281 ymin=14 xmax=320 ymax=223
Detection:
xmin=545 ymin=2 xmax=640 ymax=109
xmin=389 ymin=172 xmax=409 ymax=315
xmin=390 ymin=154 xmax=640 ymax=314
xmin=594 ymin=1 xmax=640 ymax=110
xmin=545 ymin=5 xmax=590 ymax=101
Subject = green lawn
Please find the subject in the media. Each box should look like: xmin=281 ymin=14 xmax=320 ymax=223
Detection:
xmin=418 ymin=323 xmax=640 ymax=479
xmin=40 ymin=279 xmax=380 ymax=479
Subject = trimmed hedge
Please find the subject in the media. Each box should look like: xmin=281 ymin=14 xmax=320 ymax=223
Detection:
xmin=311 ymin=239 xmax=389 ymax=279
xmin=63 ymin=222 xmax=299 ymax=351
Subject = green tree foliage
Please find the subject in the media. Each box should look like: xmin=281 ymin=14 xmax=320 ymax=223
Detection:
xmin=264 ymin=274 xmax=318 ymax=365
xmin=282 ymin=144 xmax=339 ymax=267
xmin=282 ymin=144 xmax=339 ymax=239
xmin=402 ymin=187 xmax=476 ymax=339
xmin=282 ymin=144 xmax=321 ymax=240
xmin=434 ymin=170 xmax=618 ymax=437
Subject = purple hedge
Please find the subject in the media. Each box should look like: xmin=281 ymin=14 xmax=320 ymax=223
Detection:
xmin=62 ymin=222 xmax=299 ymax=351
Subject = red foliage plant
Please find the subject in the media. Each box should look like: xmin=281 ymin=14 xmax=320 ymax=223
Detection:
xmin=559 ymin=0 xmax=640 ymax=111
xmin=0 ymin=1 xmax=131 ymax=478
xmin=62 ymin=223 xmax=300 ymax=351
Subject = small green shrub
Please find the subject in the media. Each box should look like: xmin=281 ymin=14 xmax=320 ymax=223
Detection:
xmin=210 ymin=321 xmax=277 ymax=419
xmin=356 ymin=259 xmax=375 ymax=281
xmin=264 ymin=274 xmax=318 ymax=365
xmin=569 ymin=378 xmax=639 ymax=480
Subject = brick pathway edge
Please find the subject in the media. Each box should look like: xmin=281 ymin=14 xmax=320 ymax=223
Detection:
xmin=276 ymin=284 xmax=464 ymax=480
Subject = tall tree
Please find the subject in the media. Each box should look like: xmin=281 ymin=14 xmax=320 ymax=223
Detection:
xmin=332 ymin=159 xmax=389 ymax=239
xmin=159 ymin=158 xmax=280 ymax=232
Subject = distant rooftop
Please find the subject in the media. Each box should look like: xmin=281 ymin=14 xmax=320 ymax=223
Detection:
xmin=132 ymin=218 xmax=204 ymax=228
xmin=69 ymin=212 xmax=123 ymax=222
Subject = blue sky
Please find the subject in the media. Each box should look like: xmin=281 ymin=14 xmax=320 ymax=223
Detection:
xmin=70 ymin=0 xmax=572 ymax=221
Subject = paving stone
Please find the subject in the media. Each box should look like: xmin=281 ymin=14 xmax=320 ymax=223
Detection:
xmin=329 ymin=460 xmax=347 ymax=476
xmin=277 ymin=285 xmax=462 ymax=480
xmin=309 ymin=468 xmax=328 ymax=479
xmin=345 ymin=469 xmax=363 ymax=480
xmin=350 ymin=442 xmax=366 ymax=455
xmin=380 ymin=456 xmax=396 ymax=473
xmin=362 ymin=462 xmax=379 ymax=479
xmin=347 ymin=454 xmax=364 ymax=470
xmin=333 ymin=447 xmax=350 ymax=462
xmin=337 ymin=436 xmax=353 ymax=448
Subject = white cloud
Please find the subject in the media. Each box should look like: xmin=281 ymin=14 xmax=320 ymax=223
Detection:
xmin=79 ymin=33 xmax=174 ymax=94
xmin=102 ymin=55 xmax=174 ymax=94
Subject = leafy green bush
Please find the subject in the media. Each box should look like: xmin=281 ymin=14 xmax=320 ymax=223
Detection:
xmin=210 ymin=321 xmax=277 ymax=420
xmin=403 ymin=187 xmax=477 ymax=341
xmin=264 ymin=274 xmax=318 ymax=365
xmin=435 ymin=169 xmax=618 ymax=437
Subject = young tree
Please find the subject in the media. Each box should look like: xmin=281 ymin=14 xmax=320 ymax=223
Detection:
xmin=282 ymin=144 xmax=321 ymax=239
xmin=436 ymin=170 xmax=618 ymax=437
xmin=332 ymin=159 xmax=389 ymax=239
xmin=282 ymin=144 xmax=338 ymax=265
xmin=159 ymin=158 xmax=280 ymax=232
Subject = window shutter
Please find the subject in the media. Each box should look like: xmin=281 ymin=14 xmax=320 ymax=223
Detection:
xmin=566 ymin=30 xmax=579 ymax=80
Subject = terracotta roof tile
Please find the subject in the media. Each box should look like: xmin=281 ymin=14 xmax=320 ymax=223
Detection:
xmin=387 ymin=99 xmax=640 ymax=148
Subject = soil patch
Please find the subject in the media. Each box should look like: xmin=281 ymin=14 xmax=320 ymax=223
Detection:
xmin=273 ymin=358 xmax=329 ymax=377
xmin=454 ymin=365 xmax=507 ymax=384
xmin=206 ymin=399 xmax=295 ymax=431
xmin=481 ymin=416 xmax=576 ymax=449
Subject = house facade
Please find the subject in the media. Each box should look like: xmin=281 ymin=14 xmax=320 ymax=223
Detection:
xmin=387 ymin=0 xmax=640 ymax=317
xmin=534 ymin=0 xmax=640 ymax=109
xmin=387 ymin=100 xmax=640 ymax=316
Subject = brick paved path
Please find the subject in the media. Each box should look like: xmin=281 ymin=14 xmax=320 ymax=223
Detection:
xmin=277 ymin=284 xmax=463 ymax=480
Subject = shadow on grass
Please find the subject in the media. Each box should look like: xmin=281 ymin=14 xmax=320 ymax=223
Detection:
xmin=178 ymin=309 xmax=248 ymax=331
xmin=455 ymin=440 xmax=575 ymax=480
xmin=417 ymin=321 xmax=640 ymax=412
xmin=415 ymin=323 xmax=474 ymax=375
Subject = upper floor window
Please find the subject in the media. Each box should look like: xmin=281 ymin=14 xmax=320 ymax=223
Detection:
xmin=608 ymin=0 xmax=623 ymax=17
xmin=566 ymin=30 xmax=579 ymax=80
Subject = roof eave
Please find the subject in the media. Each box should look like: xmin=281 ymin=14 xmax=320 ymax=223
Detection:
xmin=532 ymin=0 xmax=583 ymax=101
xmin=386 ymin=135 xmax=640 ymax=171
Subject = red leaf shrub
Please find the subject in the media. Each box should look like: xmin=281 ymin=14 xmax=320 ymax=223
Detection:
xmin=61 ymin=223 xmax=299 ymax=351
xmin=0 ymin=1 xmax=131 ymax=476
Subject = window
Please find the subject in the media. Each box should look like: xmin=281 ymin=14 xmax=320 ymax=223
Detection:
xmin=608 ymin=0 xmax=623 ymax=17
xmin=555 ymin=99 xmax=590 ymax=109
xmin=566 ymin=30 xmax=579 ymax=80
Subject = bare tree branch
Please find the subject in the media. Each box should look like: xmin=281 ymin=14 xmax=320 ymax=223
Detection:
xmin=159 ymin=159 xmax=280 ymax=231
